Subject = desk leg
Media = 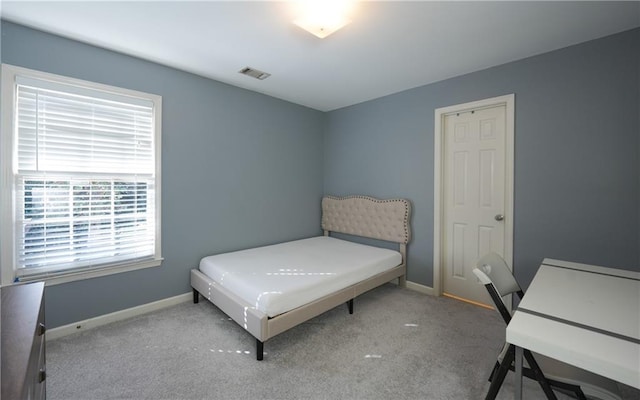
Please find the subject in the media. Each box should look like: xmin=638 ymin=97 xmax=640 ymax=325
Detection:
xmin=514 ymin=346 xmax=523 ymax=400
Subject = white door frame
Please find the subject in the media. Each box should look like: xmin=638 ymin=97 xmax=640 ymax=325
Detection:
xmin=433 ymin=94 xmax=515 ymax=298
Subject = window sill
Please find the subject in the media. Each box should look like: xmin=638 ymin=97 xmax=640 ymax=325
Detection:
xmin=15 ymin=258 xmax=163 ymax=286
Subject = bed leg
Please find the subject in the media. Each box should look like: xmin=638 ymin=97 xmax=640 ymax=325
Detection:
xmin=256 ymin=339 xmax=264 ymax=361
xmin=192 ymin=288 xmax=199 ymax=304
xmin=347 ymin=299 xmax=354 ymax=314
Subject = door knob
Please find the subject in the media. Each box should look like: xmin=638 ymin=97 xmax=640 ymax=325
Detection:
xmin=495 ymin=214 xmax=504 ymax=221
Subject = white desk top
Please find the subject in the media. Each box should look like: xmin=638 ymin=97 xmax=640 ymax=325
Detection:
xmin=506 ymin=259 xmax=640 ymax=389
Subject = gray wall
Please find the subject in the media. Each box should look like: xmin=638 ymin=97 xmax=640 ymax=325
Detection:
xmin=1 ymin=21 xmax=325 ymax=328
xmin=2 ymin=21 xmax=638 ymax=327
xmin=324 ymin=28 xmax=640 ymax=289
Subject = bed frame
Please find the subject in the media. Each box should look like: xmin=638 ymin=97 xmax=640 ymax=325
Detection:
xmin=190 ymin=195 xmax=411 ymax=360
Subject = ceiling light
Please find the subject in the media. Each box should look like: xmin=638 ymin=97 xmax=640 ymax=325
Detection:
xmin=293 ymin=0 xmax=355 ymax=39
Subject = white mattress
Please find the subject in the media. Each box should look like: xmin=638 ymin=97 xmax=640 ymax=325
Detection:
xmin=199 ymin=236 xmax=402 ymax=317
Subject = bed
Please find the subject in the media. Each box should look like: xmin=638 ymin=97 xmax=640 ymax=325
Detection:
xmin=190 ymin=195 xmax=411 ymax=360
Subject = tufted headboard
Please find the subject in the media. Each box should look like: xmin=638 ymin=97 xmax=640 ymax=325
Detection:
xmin=321 ymin=195 xmax=411 ymax=244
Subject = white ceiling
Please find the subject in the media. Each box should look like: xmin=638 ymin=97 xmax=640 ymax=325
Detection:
xmin=2 ymin=1 xmax=639 ymax=111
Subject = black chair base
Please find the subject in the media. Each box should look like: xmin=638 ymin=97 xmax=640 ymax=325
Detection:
xmin=485 ymin=343 xmax=587 ymax=400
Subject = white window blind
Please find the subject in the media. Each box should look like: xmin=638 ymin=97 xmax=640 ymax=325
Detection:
xmin=16 ymin=78 xmax=155 ymax=174
xmin=1 ymin=65 xmax=162 ymax=282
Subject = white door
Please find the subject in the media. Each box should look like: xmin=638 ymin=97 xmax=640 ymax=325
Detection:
xmin=442 ymin=105 xmax=507 ymax=306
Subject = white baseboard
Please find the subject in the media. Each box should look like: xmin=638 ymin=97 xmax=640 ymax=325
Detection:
xmin=405 ymin=280 xmax=435 ymax=295
xmin=390 ymin=278 xmax=435 ymax=296
xmin=46 ymin=292 xmax=192 ymax=341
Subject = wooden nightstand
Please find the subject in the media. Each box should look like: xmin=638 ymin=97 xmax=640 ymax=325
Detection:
xmin=1 ymin=282 xmax=46 ymax=400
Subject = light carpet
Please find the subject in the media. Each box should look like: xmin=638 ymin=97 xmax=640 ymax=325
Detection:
xmin=46 ymin=284 xmax=639 ymax=400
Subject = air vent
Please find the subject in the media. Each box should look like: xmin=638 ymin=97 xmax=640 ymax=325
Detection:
xmin=239 ymin=67 xmax=271 ymax=80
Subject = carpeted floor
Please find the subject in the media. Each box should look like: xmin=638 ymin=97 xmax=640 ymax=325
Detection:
xmin=46 ymin=284 xmax=638 ymax=400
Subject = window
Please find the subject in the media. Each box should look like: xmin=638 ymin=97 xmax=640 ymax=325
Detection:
xmin=1 ymin=64 xmax=162 ymax=284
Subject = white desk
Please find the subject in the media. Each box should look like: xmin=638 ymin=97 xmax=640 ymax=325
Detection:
xmin=506 ymin=259 xmax=640 ymax=399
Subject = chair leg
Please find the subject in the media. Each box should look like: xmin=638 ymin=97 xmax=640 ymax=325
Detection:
xmin=523 ymin=350 xmax=558 ymax=400
xmin=485 ymin=345 xmax=515 ymax=400
xmin=493 ymin=352 xmax=586 ymax=400
xmin=545 ymin=379 xmax=587 ymax=400
xmin=488 ymin=361 xmax=500 ymax=382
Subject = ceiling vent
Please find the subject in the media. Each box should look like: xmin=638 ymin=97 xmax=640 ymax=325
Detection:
xmin=239 ymin=67 xmax=271 ymax=80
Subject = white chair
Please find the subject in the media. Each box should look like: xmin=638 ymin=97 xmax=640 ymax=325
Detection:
xmin=473 ymin=252 xmax=622 ymax=400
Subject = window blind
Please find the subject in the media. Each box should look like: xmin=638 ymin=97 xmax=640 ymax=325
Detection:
xmin=14 ymin=79 xmax=158 ymax=278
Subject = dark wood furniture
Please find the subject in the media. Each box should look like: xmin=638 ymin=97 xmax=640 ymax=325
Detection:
xmin=1 ymin=282 xmax=46 ymax=400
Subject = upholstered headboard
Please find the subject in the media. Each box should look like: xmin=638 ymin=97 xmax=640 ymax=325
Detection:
xmin=321 ymin=195 xmax=411 ymax=244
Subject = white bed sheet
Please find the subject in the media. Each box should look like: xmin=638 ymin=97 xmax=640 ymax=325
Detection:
xmin=199 ymin=236 xmax=402 ymax=317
